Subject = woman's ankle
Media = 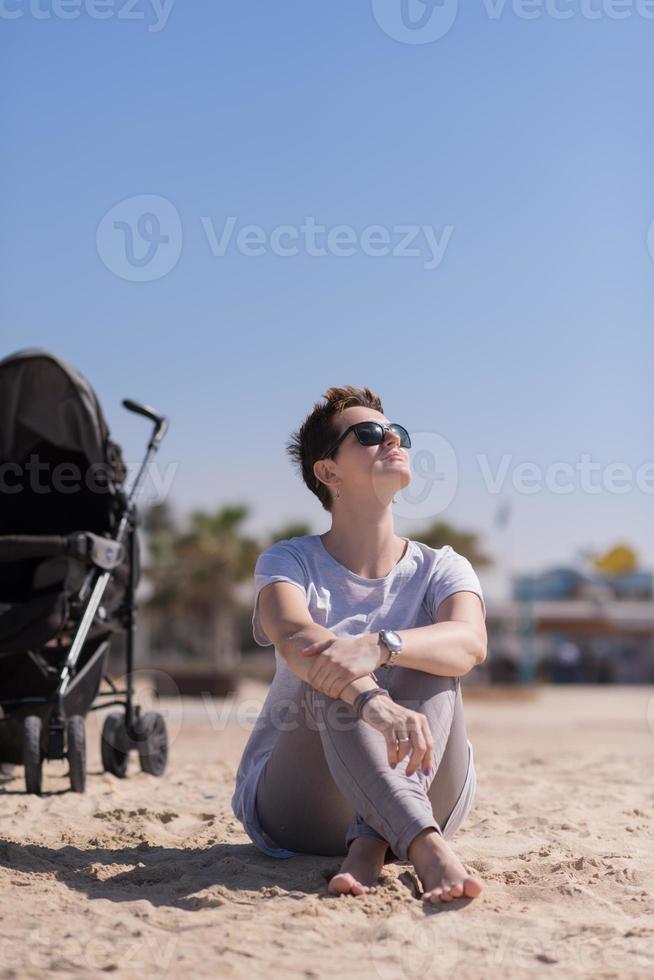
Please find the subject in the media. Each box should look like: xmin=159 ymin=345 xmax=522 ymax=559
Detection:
xmin=407 ymin=826 xmax=443 ymax=862
xmin=348 ymin=835 xmax=388 ymax=855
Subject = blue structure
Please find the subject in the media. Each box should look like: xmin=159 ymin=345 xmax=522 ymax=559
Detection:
xmin=513 ymin=567 xmax=653 ymax=602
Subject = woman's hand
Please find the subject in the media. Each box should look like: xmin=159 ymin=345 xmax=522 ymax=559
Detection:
xmin=298 ymin=635 xmax=382 ymax=699
xmin=362 ymin=695 xmax=434 ymax=777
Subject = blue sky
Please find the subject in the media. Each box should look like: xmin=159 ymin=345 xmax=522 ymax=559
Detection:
xmin=2 ymin=1 xmax=652 ymax=586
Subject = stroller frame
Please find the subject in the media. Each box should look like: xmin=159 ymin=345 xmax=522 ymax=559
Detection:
xmin=0 ymin=351 xmax=170 ymax=793
xmin=44 ymin=403 xmax=167 ymax=762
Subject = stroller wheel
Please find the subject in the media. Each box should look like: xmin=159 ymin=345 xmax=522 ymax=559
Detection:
xmin=101 ymin=713 xmax=129 ymax=778
xmin=66 ymin=716 xmax=86 ymax=793
xmin=137 ymin=711 xmax=168 ymax=777
xmin=23 ymin=715 xmax=43 ymax=795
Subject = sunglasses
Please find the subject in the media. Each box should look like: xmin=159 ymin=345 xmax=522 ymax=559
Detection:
xmin=322 ymin=421 xmax=412 ymax=460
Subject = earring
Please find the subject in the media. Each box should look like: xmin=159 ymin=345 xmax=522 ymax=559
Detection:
xmin=335 ymin=487 xmax=341 ymax=498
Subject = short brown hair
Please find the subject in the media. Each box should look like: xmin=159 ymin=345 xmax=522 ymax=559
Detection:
xmin=286 ymin=385 xmax=384 ymax=513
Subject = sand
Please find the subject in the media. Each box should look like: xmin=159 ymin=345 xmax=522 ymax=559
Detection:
xmin=0 ymin=683 xmax=653 ymax=979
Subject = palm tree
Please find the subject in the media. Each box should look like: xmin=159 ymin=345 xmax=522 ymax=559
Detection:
xmin=143 ymin=503 xmax=260 ymax=673
xmin=413 ymin=519 xmax=492 ymax=568
xmin=265 ymin=520 xmax=313 ymax=546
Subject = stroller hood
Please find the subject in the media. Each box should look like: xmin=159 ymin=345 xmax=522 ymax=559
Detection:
xmin=0 ymin=348 xmax=126 ymax=482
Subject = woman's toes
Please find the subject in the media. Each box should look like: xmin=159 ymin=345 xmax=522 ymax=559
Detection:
xmin=448 ymin=882 xmax=464 ymax=898
xmin=327 ymin=873 xmax=348 ymax=894
xmin=423 ymin=887 xmax=442 ymax=903
xmin=328 ymin=872 xmax=369 ymax=896
xmin=462 ymin=876 xmax=483 ymax=898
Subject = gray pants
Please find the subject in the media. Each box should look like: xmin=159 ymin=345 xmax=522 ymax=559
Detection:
xmin=254 ymin=665 xmax=476 ymax=863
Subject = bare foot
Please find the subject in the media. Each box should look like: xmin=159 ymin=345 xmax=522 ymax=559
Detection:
xmin=408 ymin=828 xmax=484 ymax=904
xmin=327 ymin=836 xmax=388 ymax=896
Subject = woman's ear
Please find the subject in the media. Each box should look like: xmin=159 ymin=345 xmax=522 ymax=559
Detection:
xmin=313 ymin=459 xmax=332 ymax=491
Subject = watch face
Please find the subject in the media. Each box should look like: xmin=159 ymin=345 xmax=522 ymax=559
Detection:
xmin=384 ymin=630 xmax=402 ymax=650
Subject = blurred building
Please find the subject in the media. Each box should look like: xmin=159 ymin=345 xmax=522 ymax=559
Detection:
xmin=482 ymin=564 xmax=654 ymax=684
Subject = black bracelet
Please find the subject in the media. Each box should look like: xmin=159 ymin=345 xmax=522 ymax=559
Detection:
xmin=353 ymin=686 xmax=390 ymax=719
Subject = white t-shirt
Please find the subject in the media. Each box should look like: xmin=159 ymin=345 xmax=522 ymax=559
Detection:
xmin=231 ymin=533 xmax=486 ymax=858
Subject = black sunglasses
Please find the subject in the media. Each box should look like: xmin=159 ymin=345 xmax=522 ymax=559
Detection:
xmin=322 ymin=421 xmax=411 ymax=460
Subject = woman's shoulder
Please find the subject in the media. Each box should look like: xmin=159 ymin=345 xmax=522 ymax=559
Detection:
xmin=409 ymin=539 xmax=476 ymax=572
xmin=256 ymin=534 xmax=318 ymax=565
xmin=260 ymin=533 xmax=316 ymax=552
xmin=409 ymin=538 xmax=457 ymax=560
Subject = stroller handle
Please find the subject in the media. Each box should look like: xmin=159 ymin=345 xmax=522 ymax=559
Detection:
xmin=122 ymin=399 xmax=169 ymax=449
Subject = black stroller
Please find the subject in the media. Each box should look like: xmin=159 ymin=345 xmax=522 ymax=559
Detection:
xmin=0 ymin=348 xmax=169 ymax=794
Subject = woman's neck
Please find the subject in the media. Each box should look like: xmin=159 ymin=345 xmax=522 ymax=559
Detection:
xmin=320 ymin=512 xmax=407 ymax=579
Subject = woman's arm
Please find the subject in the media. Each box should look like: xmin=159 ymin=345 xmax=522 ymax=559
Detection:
xmin=360 ymin=591 xmax=487 ymax=677
xmin=256 ymin=580 xmax=381 ymax=705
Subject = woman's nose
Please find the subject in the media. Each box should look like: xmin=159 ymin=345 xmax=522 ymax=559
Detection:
xmin=384 ymin=428 xmax=401 ymax=448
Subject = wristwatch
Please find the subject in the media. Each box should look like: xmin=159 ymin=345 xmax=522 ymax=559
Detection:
xmin=378 ymin=628 xmax=403 ymax=668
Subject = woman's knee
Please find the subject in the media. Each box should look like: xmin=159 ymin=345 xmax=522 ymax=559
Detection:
xmin=387 ymin=668 xmax=457 ymax=710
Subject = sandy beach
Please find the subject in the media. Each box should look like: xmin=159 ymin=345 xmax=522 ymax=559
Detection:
xmin=1 ymin=683 xmax=652 ymax=979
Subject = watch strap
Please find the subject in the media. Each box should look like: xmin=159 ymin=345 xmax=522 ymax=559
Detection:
xmin=378 ymin=629 xmax=403 ymax=668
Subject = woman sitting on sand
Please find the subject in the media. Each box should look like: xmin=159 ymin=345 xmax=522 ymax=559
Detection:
xmin=231 ymin=386 xmax=486 ymax=903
